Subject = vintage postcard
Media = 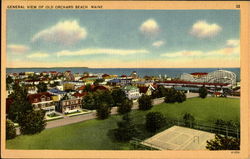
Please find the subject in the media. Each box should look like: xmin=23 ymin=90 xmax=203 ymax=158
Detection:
xmin=1 ymin=0 xmax=249 ymax=158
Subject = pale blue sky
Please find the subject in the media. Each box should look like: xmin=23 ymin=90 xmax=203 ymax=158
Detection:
xmin=7 ymin=10 xmax=240 ymax=68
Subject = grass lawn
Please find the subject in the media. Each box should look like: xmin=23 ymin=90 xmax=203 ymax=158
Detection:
xmin=6 ymin=97 xmax=239 ymax=150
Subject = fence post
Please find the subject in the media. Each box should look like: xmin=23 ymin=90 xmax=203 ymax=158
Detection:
xmin=226 ymin=127 xmax=228 ymax=137
xmin=236 ymin=128 xmax=239 ymax=138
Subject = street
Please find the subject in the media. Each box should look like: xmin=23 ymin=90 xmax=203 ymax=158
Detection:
xmin=16 ymin=93 xmax=199 ymax=135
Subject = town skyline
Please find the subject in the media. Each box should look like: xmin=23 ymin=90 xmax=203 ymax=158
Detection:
xmin=7 ymin=10 xmax=240 ymax=68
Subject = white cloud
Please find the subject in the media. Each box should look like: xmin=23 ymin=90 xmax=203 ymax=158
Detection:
xmin=161 ymin=50 xmax=203 ymax=57
xmin=56 ymin=48 xmax=149 ymax=56
xmin=161 ymin=39 xmax=239 ymax=58
xmin=31 ymin=20 xmax=87 ymax=45
xmin=152 ymin=40 xmax=165 ymax=47
xmin=226 ymin=39 xmax=240 ymax=47
xmin=27 ymin=52 xmax=49 ymax=58
xmin=140 ymin=19 xmax=160 ymax=36
xmin=7 ymin=44 xmax=29 ymax=54
xmin=190 ymin=20 xmax=222 ymax=38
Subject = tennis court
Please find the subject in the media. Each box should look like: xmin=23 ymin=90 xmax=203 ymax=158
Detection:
xmin=141 ymin=126 xmax=215 ymax=150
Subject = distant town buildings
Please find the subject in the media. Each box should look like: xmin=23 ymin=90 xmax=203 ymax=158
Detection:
xmin=6 ymin=69 xmax=240 ymax=118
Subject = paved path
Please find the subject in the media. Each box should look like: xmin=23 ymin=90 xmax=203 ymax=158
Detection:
xmin=16 ymin=93 xmax=199 ymax=135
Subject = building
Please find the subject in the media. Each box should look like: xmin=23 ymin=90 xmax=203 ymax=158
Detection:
xmin=122 ymin=85 xmax=141 ymax=100
xmin=138 ymin=85 xmax=155 ymax=96
xmin=28 ymin=92 xmax=55 ymax=115
xmin=58 ymin=96 xmax=82 ymax=114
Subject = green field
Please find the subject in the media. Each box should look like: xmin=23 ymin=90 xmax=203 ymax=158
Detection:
xmin=6 ymin=97 xmax=240 ymax=150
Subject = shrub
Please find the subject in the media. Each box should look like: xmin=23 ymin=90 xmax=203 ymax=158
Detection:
xmin=183 ymin=113 xmax=195 ymax=128
xmin=199 ymin=86 xmax=208 ymax=98
xmin=114 ymin=114 xmax=139 ymax=141
xmin=117 ymin=98 xmax=133 ymax=114
xmin=206 ymin=134 xmax=240 ymax=150
xmin=146 ymin=112 xmax=167 ymax=132
xmin=6 ymin=119 xmax=16 ymax=140
xmin=138 ymin=95 xmax=153 ymax=110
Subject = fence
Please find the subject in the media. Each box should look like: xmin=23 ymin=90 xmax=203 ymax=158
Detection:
xmin=169 ymin=119 xmax=240 ymax=138
xmin=130 ymin=138 xmax=158 ymax=150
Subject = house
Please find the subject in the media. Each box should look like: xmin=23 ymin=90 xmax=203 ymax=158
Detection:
xmin=28 ymin=92 xmax=55 ymax=115
xmin=138 ymin=85 xmax=155 ymax=96
xmin=102 ymin=74 xmax=111 ymax=79
xmin=58 ymin=96 xmax=82 ymax=114
xmin=122 ymin=85 xmax=141 ymax=100
xmin=26 ymin=85 xmax=38 ymax=94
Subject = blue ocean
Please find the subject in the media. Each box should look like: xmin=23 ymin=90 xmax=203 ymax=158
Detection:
xmin=7 ymin=67 xmax=240 ymax=81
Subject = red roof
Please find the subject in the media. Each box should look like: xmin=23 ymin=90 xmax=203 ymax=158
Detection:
xmin=28 ymin=92 xmax=52 ymax=103
xmin=159 ymin=81 xmax=229 ymax=86
xmin=102 ymin=74 xmax=110 ymax=77
xmin=191 ymin=72 xmax=208 ymax=76
xmin=92 ymin=85 xmax=108 ymax=92
xmin=214 ymin=92 xmax=222 ymax=95
xmin=138 ymin=86 xmax=149 ymax=94
xmin=49 ymin=71 xmax=57 ymax=74
xmin=73 ymin=92 xmax=87 ymax=98
xmin=121 ymin=75 xmax=127 ymax=77
xmin=77 ymin=85 xmax=95 ymax=91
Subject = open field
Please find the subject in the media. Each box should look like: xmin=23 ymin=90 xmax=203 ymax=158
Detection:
xmin=7 ymin=97 xmax=240 ymax=150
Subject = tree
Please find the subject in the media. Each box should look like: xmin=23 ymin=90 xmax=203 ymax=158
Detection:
xmin=19 ymin=109 xmax=46 ymax=135
xmin=82 ymin=93 xmax=96 ymax=110
xmin=206 ymin=134 xmax=240 ymax=150
xmin=96 ymin=102 xmax=111 ymax=120
xmin=199 ymin=86 xmax=208 ymax=98
xmin=146 ymin=112 xmax=166 ymax=132
xmin=50 ymin=81 xmax=60 ymax=87
xmin=37 ymin=82 xmax=47 ymax=93
xmin=83 ymin=84 xmax=93 ymax=92
xmin=138 ymin=94 xmax=153 ymax=110
xmin=98 ymin=90 xmax=114 ymax=107
xmin=175 ymin=91 xmax=186 ymax=103
xmin=183 ymin=113 xmax=195 ymax=128
xmin=6 ymin=76 xmax=14 ymax=90
xmin=94 ymin=79 xmax=104 ymax=86
xmin=117 ymin=98 xmax=133 ymax=114
xmin=114 ymin=114 xmax=139 ymax=141
xmin=8 ymin=83 xmax=33 ymax=123
xmin=164 ymin=88 xmax=178 ymax=103
xmin=6 ymin=119 xmax=16 ymax=140
xmin=151 ymin=85 xmax=166 ymax=99
xmin=111 ymin=88 xmax=127 ymax=106
xmin=6 ymin=75 xmax=14 ymax=85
